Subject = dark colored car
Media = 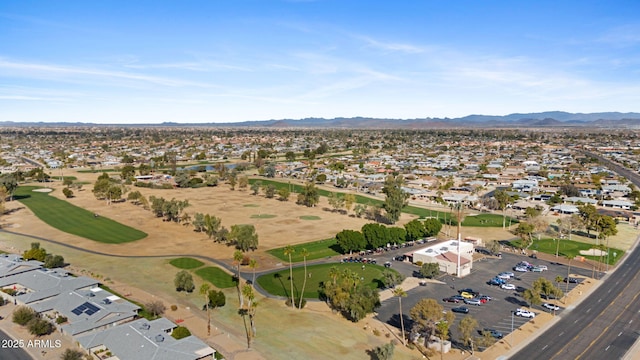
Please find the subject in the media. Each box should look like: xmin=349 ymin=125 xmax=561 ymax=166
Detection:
xmin=482 ymin=328 xmax=504 ymax=339
xmin=442 ymin=297 xmax=460 ymax=303
xmin=451 ymin=307 xmax=469 ymax=314
xmin=564 ymin=277 xmax=579 ymax=283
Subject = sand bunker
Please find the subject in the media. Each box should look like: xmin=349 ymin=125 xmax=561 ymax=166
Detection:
xmin=32 ymin=188 xmax=53 ymax=193
xmin=579 ymin=248 xmax=607 ymax=256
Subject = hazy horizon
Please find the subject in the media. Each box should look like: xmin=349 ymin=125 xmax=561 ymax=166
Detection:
xmin=2 ymin=1 xmax=640 ymax=124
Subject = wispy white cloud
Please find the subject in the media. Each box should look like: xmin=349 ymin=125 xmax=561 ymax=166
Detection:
xmin=355 ymin=35 xmax=428 ymax=54
xmin=124 ymin=61 xmax=252 ymax=72
xmin=0 ymin=58 xmax=215 ymax=88
xmin=597 ymin=24 xmax=640 ymax=47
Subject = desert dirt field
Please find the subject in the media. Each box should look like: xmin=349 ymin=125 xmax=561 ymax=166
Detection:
xmin=1 ymin=169 xmax=638 ymax=360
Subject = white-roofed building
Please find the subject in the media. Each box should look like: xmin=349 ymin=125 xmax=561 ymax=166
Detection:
xmin=407 ymin=240 xmax=474 ymax=277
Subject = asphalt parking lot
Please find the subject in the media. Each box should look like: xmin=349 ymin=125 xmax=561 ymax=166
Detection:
xmin=375 ymin=250 xmax=600 ymax=345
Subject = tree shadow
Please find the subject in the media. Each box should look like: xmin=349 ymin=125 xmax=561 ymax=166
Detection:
xmin=387 ymin=313 xmax=411 ymax=331
xmin=364 ymin=348 xmax=378 ymax=360
xmin=505 ymin=296 xmax=528 ymax=307
xmin=12 ymin=194 xmax=31 ymax=200
xmin=273 ymin=273 xmax=288 ymax=298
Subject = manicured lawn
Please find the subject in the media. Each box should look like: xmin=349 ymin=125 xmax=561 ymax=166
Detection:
xmin=267 ymin=238 xmax=341 ymax=263
xmin=169 ymin=257 xmax=204 ymax=270
xmin=15 ymin=186 xmax=147 ymax=244
xmin=299 ymin=215 xmax=321 ymax=220
xmin=248 ymin=178 xmax=513 ymax=227
xmin=195 ymin=267 xmax=237 ymax=288
xmin=508 ymin=238 xmax=624 ymax=265
xmin=257 ymin=262 xmax=398 ymax=299
xmin=250 ymin=214 xmax=277 ymax=219
xmin=462 ymin=214 xmax=518 ymax=227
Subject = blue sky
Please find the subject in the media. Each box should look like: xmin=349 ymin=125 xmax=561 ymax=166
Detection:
xmin=1 ymin=0 xmax=640 ymax=123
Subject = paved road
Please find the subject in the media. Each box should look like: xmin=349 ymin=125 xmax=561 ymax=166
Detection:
xmin=510 ymin=237 xmax=640 ymax=359
xmin=0 ymin=329 xmax=34 ymax=360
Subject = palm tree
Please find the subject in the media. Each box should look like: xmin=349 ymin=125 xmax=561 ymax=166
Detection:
xmin=565 ymin=254 xmax=574 ymax=298
xmin=199 ymin=283 xmax=211 ymax=335
xmin=392 ymin=287 xmax=407 ymax=346
xmin=283 ymin=245 xmax=296 ymax=308
xmin=249 ymin=258 xmax=257 ymax=286
xmin=328 ymin=266 xmax=339 ymax=286
xmin=233 ymin=250 xmax=244 ymax=307
xmin=298 ymin=248 xmax=309 ymax=309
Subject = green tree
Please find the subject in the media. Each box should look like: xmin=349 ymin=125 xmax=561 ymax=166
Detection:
xmin=522 ymin=288 xmax=542 ymax=308
xmin=62 ymin=187 xmax=73 ymax=198
xmin=276 ymin=186 xmax=289 ymax=200
xmin=43 ymin=254 xmax=64 ymax=268
xmin=250 ymin=181 xmax=262 ymax=195
xmin=458 ymin=315 xmax=479 ymax=352
xmin=494 ymin=189 xmax=511 ymax=229
xmin=297 ymin=182 xmax=319 ymax=207
xmin=233 ymin=250 xmax=245 ymax=307
xmin=238 ymin=175 xmax=249 ymax=190
xmin=335 ymin=229 xmax=366 ymax=254
xmin=404 ymin=219 xmax=425 ymax=241
xmin=284 ymin=245 xmax=296 ymax=308
xmin=328 ymin=192 xmax=345 ymax=212
xmin=514 ymin=222 xmax=536 ymax=248
xmin=388 ymin=226 xmax=407 ymax=244
xmin=344 ymin=193 xmax=356 ymax=212
xmin=200 ymin=283 xmax=211 ymax=335
xmin=578 ymin=204 xmax=599 ymax=236
xmin=23 ymin=242 xmax=46 ymax=261
xmin=420 ymin=263 xmax=440 ymax=278
xmin=381 ymin=269 xmax=403 ymax=288
xmin=285 ymin=151 xmax=296 ymax=161
xmin=362 ymin=223 xmax=390 ymax=249
xmin=437 ymin=311 xmax=456 ymax=360
xmin=410 ymin=298 xmax=443 ymax=341
xmin=382 ymin=175 xmax=409 ymax=224
xmin=174 ymin=270 xmax=195 ymax=292
xmin=192 ymin=213 xmax=206 ymax=232
xmin=204 ymin=214 xmax=222 ymax=240
xmin=62 ymin=177 xmax=73 ymax=187
xmin=392 ymin=287 xmax=407 ymax=346
xmin=423 ymin=218 xmax=443 ymax=237
xmin=230 ymin=224 xmax=259 ymax=251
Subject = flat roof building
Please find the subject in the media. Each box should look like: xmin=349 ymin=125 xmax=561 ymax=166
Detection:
xmin=407 ymin=240 xmax=474 ymax=277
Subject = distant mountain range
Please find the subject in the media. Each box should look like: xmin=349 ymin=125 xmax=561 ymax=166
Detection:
xmin=2 ymin=111 xmax=640 ymax=129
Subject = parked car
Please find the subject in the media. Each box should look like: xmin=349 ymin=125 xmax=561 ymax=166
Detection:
xmin=451 ymin=295 xmax=465 ymax=301
xmin=458 ymin=288 xmax=477 ymax=295
xmin=564 ymin=277 xmax=579 ymax=283
xmin=384 ymin=261 xmax=392 ymax=268
xmin=542 ymin=303 xmax=560 ymax=311
xmin=460 ymin=291 xmax=475 ymax=299
xmin=514 ymin=266 xmax=529 ymax=272
xmin=498 ymin=273 xmax=512 ymax=279
xmin=501 ymin=283 xmax=516 ymax=290
xmin=482 ymin=328 xmax=504 ymax=339
xmin=487 ymin=278 xmax=502 ymax=286
xmin=515 ymin=308 xmax=536 ymax=318
xmin=464 ymin=298 xmax=482 ymax=306
xmin=442 ymin=297 xmax=460 ymax=303
xmin=532 ymin=267 xmax=544 ymax=272
xmin=479 ymin=295 xmax=493 ymax=301
xmin=535 ymin=265 xmax=548 ymax=271
xmin=451 ymin=306 xmax=469 ymax=314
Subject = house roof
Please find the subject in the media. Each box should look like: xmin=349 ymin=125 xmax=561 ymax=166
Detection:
xmin=77 ymin=318 xmax=215 ymax=360
xmin=0 ymin=268 xmax=98 ymax=304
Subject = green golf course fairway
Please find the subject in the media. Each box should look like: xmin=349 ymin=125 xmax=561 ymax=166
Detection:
xmin=15 ymin=186 xmax=147 ymax=244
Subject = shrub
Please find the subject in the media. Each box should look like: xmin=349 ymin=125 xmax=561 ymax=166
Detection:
xmin=170 ymin=305 xmax=178 ymax=311
xmin=61 ymin=349 xmax=85 ymax=360
xmin=56 ymin=316 xmax=68 ymax=324
xmin=415 ymin=261 xmax=423 ymax=267
xmin=285 ymin=295 xmax=306 ymax=309
xmin=13 ymin=306 xmax=36 ymax=326
xmin=28 ymin=317 xmax=54 ymax=336
xmin=171 ymin=326 xmax=191 ymax=340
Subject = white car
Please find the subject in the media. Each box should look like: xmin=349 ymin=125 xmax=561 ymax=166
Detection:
xmin=515 ymin=308 xmax=536 ymax=318
xmin=514 ymin=266 xmax=528 ymax=272
xmin=501 ymin=283 xmax=516 ymax=290
xmin=533 ymin=265 xmax=547 ymax=271
xmin=542 ymin=303 xmax=560 ymax=311
xmin=497 ymin=273 xmax=511 ymax=280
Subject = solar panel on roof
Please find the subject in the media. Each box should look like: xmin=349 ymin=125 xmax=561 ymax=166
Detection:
xmin=71 ymin=308 xmax=82 ymax=315
xmin=85 ymin=303 xmax=100 ymax=312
